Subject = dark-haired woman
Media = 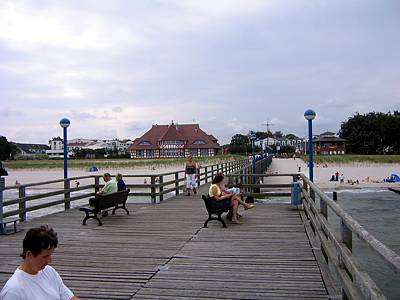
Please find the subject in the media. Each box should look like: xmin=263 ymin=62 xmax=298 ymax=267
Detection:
xmin=209 ymin=173 xmax=254 ymax=224
xmin=0 ymin=225 xmax=80 ymax=299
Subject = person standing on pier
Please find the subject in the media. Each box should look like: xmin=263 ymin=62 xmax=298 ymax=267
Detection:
xmin=185 ymin=155 xmax=198 ymax=196
xmin=0 ymin=225 xmax=80 ymax=300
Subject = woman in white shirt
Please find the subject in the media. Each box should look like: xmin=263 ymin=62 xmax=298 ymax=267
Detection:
xmin=0 ymin=225 xmax=79 ymax=300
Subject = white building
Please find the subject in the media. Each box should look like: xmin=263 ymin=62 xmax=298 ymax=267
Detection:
xmin=46 ymin=137 xmax=66 ymax=158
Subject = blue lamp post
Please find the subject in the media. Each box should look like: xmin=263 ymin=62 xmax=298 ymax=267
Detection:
xmin=59 ymin=118 xmax=70 ymax=179
xmin=249 ymin=132 xmax=257 ymax=185
xmin=304 ymin=109 xmax=316 ymax=182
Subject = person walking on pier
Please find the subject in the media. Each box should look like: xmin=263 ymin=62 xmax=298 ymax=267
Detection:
xmin=185 ymin=155 xmax=198 ymax=196
xmin=0 ymin=225 xmax=80 ymax=300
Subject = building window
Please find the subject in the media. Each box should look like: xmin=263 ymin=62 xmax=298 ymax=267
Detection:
xmin=193 ymin=140 xmax=206 ymax=145
xmin=200 ymin=148 xmax=208 ymax=156
xmin=139 ymin=141 xmax=151 ymax=146
xmin=191 ymin=149 xmax=198 ymax=157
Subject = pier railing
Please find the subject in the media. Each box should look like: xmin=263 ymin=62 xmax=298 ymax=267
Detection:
xmin=0 ymin=157 xmax=258 ymax=221
xmin=298 ymin=173 xmax=400 ymax=300
xmin=222 ymin=170 xmax=400 ymax=299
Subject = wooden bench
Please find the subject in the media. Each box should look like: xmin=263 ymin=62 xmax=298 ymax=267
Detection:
xmin=79 ymin=189 xmax=130 ymax=226
xmin=0 ymin=217 xmax=21 ymax=235
xmin=202 ymin=195 xmax=232 ymax=228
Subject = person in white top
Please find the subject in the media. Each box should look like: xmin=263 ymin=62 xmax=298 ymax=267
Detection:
xmin=0 ymin=225 xmax=79 ymax=300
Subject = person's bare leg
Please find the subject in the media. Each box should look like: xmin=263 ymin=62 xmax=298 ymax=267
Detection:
xmin=233 ymin=195 xmax=254 ymax=209
xmin=231 ymin=200 xmax=239 ymax=223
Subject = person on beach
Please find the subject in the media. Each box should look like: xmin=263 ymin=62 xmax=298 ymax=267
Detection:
xmin=335 ymin=171 xmax=339 ymax=181
xmin=116 ymin=173 xmax=126 ymax=191
xmin=0 ymin=225 xmax=80 ymax=300
xmin=209 ymin=173 xmax=254 ymax=224
xmin=340 ymin=174 xmax=345 ymax=184
xmin=185 ymin=155 xmax=198 ymax=196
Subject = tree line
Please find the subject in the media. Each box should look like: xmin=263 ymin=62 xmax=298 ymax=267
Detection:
xmin=339 ymin=111 xmax=400 ymax=154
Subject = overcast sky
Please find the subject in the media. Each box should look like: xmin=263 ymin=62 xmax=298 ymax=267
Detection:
xmin=1 ymin=0 xmax=399 ymax=145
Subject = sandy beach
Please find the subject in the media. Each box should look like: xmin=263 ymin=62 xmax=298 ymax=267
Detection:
xmin=266 ymin=158 xmax=400 ymax=190
xmin=3 ymin=164 xmax=186 ymax=188
xmin=5 ymin=157 xmax=400 ymax=191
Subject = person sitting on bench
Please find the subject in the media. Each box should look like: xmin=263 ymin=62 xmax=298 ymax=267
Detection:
xmin=97 ymin=173 xmax=117 ymax=196
xmin=209 ymin=173 xmax=254 ymax=224
xmin=116 ymin=173 xmax=126 ymax=191
xmin=92 ymin=173 xmax=117 ymax=216
xmin=225 ymin=182 xmax=244 ymax=196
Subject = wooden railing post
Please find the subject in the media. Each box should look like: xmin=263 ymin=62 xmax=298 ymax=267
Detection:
xmin=94 ymin=176 xmax=100 ymax=193
xmin=64 ymin=179 xmax=71 ymax=210
xmin=196 ymin=168 xmax=200 ymax=187
xmin=159 ymin=175 xmax=163 ymax=202
xmin=0 ymin=177 xmax=4 ymax=233
xmin=204 ymin=166 xmax=208 ymax=183
xmin=333 ymin=191 xmax=338 ymax=202
xmin=310 ymin=189 xmax=315 ymax=202
xmin=175 ymin=172 xmax=179 ymax=195
xmin=150 ymin=176 xmax=156 ymax=203
xmin=320 ymin=197 xmax=327 ymax=220
xmin=303 ymin=180 xmax=308 ymax=193
xmin=19 ymin=186 xmax=26 ymax=221
xmin=341 ymin=219 xmax=352 ymax=252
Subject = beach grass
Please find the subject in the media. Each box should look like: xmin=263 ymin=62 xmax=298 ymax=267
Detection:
xmin=302 ymin=154 xmax=400 ymax=164
xmin=4 ymin=154 xmax=245 ymax=170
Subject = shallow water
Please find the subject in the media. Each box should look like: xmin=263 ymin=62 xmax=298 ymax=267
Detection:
xmin=324 ymin=189 xmax=399 ymax=299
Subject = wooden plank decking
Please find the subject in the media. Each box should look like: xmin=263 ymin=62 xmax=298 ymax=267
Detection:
xmin=0 ymin=185 xmax=328 ymax=299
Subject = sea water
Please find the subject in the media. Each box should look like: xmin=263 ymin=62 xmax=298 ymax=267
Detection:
xmin=327 ymin=189 xmax=400 ymax=299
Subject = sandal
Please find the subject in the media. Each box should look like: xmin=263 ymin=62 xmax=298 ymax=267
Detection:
xmin=245 ymin=204 xmax=255 ymax=210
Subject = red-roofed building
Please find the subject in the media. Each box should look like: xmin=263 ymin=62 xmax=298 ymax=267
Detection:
xmin=129 ymin=122 xmax=220 ymax=158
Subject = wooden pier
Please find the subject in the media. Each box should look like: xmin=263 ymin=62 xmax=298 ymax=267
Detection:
xmin=1 ymin=157 xmax=399 ymax=299
xmin=0 ymin=184 xmax=327 ymax=299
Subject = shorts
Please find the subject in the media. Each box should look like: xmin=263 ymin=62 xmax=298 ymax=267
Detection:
xmin=186 ymin=174 xmax=197 ymax=189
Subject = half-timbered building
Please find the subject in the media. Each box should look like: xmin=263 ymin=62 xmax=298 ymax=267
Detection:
xmin=129 ymin=123 xmax=220 ymax=158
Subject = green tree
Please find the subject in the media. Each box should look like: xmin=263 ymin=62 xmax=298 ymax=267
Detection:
xmin=285 ymin=133 xmax=299 ymax=140
xmin=229 ymin=134 xmax=251 ymax=154
xmin=339 ymin=112 xmax=400 ymax=154
xmin=0 ymin=136 xmax=18 ymax=160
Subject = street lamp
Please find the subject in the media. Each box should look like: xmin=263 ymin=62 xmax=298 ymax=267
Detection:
xmin=304 ymin=109 xmax=316 ymax=181
xmin=249 ymin=132 xmax=257 ymax=186
xmin=59 ymin=118 xmax=70 ymax=179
